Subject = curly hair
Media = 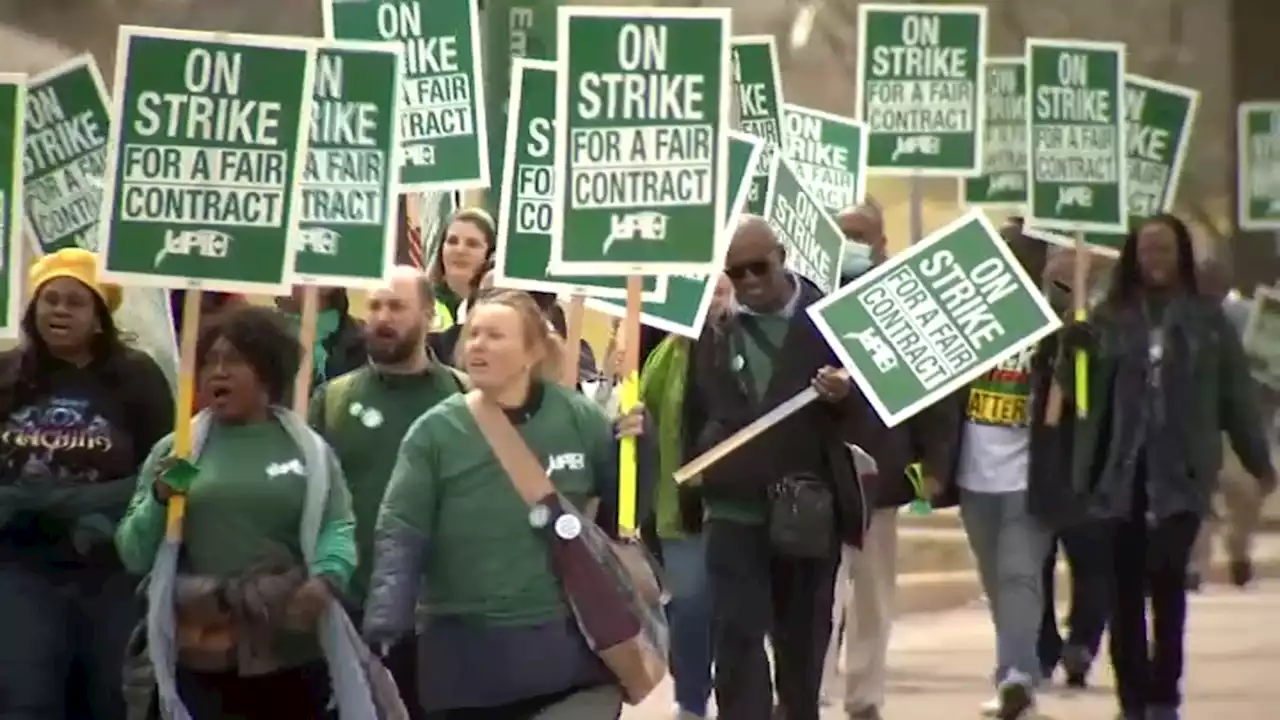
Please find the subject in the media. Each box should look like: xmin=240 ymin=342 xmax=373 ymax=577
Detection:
xmin=196 ymin=305 xmax=302 ymax=405
xmin=1103 ymin=213 xmax=1199 ymax=308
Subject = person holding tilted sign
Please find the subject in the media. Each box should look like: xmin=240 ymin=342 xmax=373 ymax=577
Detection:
xmin=115 ymin=306 xmax=360 ymax=720
xmin=687 ymin=216 xmax=869 ymax=720
xmin=426 ymin=208 xmax=497 ymax=333
xmin=821 ymin=202 xmax=960 ymax=720
xmin=1057 ymin=214 xmax=1276 ymax=720
xmin=0 ymin=249 xmax=173 ymax=720
xmin=364 ymin=290 xmax=658 ymax=719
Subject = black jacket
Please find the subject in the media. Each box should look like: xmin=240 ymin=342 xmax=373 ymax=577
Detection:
xmin=682 ymin=275 xmax=872 ymax=546
xmin=838 ymin=266 xmax=961 ymax=509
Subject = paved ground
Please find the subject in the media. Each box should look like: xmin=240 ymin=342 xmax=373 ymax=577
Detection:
xmin=625 ymin=581 xmax=1280 ymax=719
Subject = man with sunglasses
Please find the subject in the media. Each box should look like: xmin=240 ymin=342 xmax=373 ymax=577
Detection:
xmin=821 ymin=202 xmax=960 ymax=720
xmin=686 ymin=216 xmax=870 ymax=720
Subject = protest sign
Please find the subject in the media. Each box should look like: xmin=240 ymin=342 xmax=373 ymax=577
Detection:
xmin=783 ymin=104 xmax=867 ymax=214
xmin=482 ymin=0 xmax=559 ymax=217
xmin=1237 ymin=101 xmax=1280 ymax=231
xmin=23 ymin=55 xmax=112 ymax=252
xmin=0 ymin=75 xmax=24 ymax=338
xmin=765 ymin=154 xmax=845 ymax=293
xmin=961 ymin=57 xmax=1025 ymax=207
xmin=550 ymin=6 xmax=732 ymax=275
xmin=492 ymin=58 xmax=664 ymax=300
xmin=1244 ymin=285 xmax=1280 ymax=391
xmin=808 ymin=209 xmax=1061 ymax=427
xmin=855 ymin=3 xmax=986 ymax=176
xmin=323 ymin=0 xmax=490 ymax=192
xmin=98 ymin=27 xmax=317 ymax=294
xmin=732 ymin=36 xmax=785 ymax=215
xmin=1083 ymin=76 xmax=1198 ymax=253
xmin=293 ymin=41 xmax=403 ymax=289
xmin=1026 ymin=38 xmax=1127 ymax=234
xmin=587 ymin=130 xmax=763 ymax=338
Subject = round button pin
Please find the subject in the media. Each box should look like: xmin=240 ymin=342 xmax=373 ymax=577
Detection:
xmin=528 ymin=504 xmax=551 ymax=528
xmin=553 ymin=514 xmax=582 ymax=540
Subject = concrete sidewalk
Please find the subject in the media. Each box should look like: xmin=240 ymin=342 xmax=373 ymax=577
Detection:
xmin=624 ymin=582 xmax=1280 ymax=719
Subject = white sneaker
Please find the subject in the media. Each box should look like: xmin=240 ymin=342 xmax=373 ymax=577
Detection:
xmin=980 ymin=696 xmax=1001 ymax=717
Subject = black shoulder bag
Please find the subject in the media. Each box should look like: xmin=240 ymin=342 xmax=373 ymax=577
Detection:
xmin=735 ymin=317 xmax=835 ymax=559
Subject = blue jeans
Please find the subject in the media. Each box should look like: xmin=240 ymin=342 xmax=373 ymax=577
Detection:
xmin=663 ymin=535 xmax=713 ymax=717
xmin=959 ymin=489 xmax=1052 ymax=689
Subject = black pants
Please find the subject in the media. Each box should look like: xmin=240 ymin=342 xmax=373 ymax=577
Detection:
xmin=175 ymin=661 xmax=330 ymax=720
xmin=706 ymin=520 xmax=838 ymax=720
xmin=0 ymin=563 xmax=138 ymax=720
xmin=1038 ymin=520 xmax=1111 ymax=673
xmin=1107 ymin=511 xmax=1200 ymax=713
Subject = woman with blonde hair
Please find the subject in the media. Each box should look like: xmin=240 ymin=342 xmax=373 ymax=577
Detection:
xmin=364 ymin=290 xmax=656 ymax=719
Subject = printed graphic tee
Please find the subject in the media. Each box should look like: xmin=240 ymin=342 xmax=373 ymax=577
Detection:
xmin=957 ymin=345 xmax=1035 ymax=494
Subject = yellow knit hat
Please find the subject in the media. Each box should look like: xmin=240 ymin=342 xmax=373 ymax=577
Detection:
xmin=29 ymin=248 xmax=123 ymax=314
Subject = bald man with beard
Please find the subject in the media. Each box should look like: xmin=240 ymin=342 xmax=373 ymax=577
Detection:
xmin=309 ymin=265 xmax=470 ymax=720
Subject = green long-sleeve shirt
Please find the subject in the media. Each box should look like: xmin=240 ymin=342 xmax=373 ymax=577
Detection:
xmin=115 ymin=419 xmax=356 ymax=588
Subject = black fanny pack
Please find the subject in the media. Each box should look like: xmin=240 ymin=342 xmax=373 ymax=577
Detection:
xmin=767 ymin=473 xmax=834 ymax=558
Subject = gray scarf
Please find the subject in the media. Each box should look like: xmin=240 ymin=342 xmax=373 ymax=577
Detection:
xmin=146 ymin=407 xmax=401 ymax=720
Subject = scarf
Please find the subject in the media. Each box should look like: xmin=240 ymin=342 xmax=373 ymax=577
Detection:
xmin=146 ymin=407 xmax=404 ymax=720
xmin=639 ymin=336 xmax=691 ymax=540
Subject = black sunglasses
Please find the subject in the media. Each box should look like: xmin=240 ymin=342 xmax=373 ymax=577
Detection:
xmin=725 ymin=259 xmax=773 ymax=280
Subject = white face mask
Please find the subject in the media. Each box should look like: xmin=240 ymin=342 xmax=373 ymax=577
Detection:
xmin=841 ymin=241 xmax=874 ymax=276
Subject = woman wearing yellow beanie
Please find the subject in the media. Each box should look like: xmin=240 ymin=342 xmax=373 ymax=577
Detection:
xmin=0 ymin=248 xmax=174 ymax=720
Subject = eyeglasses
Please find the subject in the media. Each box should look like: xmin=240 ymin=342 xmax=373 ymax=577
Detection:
xmin=725 ymin=259 xmax=772 ymax=280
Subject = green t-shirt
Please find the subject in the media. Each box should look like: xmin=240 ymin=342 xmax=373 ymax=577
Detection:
xmin=377 ymin=384 xmax=614 ymax=626
xmin=310 ymin=364 xmax=465 ymax=600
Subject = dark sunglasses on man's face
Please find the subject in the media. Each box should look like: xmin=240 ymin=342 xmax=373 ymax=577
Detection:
xmin=725 ymin=259 xmax=772 ymax=280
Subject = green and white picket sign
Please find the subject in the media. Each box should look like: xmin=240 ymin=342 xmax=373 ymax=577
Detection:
xmin=292 ymin=40 xmax=403 ymax=289
xmin=481 ymin=0 xmax=561 ymax=219
xmin=807 ymin=209 xmax=1061 ymax=427
xmin=586 ymin=130 xmax=764 ymax=338
xmin=855 ymin=3 xmax=987 ymax=176
xmin=491 ymin=58 xmax=665 ymax=301
xmin=782 ymin=104 xmax=868 ymax=214
xmin=1082 ymin=76 xmax=1199 ymax=253
xmin=97 ymin=27 xmax=318 ymax=294
xmin=323 ymin=0 xmax=490 ymax=193
xmin=732 ymin=36 xmax=785 ymax=215
xmin=1243 ymin=285 xmax=1280 ymax=391
xmin=550 ymin=6 xmax=732 ymax=276
xmin=765 ymin=153 xmax=845 ymax=293
xmin=23 ymin=55 xmax=112 ymax=252
xmin=1237 ymin=102 xmax=1280 ymax=231
xmin=0 ymin=75 xmax=25 ymax=338
xmin=961 ymin=57 xmax=1026 ymax=207
xmin=1026 ymin=38 xmax=1127 ymax=234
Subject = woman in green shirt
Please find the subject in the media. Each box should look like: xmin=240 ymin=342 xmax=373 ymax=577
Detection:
xmin=364 ymin=290 xmax=654 ymax=719
xmin=115 ymin=306 xmax=357 ymax=720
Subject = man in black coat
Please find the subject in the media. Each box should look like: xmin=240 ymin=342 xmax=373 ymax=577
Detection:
xmin=686 ymin=217 xmax=870 ymax=720
xmin=821 ymin=202 xmax=960 ymax=720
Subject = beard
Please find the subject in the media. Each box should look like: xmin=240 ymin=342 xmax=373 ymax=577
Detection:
xmin=367 ymin=324 xmax=424 ymax=365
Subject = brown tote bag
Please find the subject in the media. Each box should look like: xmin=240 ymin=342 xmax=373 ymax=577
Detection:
xmin=465 ymin=392 xmax=668 ymax=705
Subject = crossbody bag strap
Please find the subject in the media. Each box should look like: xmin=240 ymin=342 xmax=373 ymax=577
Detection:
xmin=464 ymin=391 xmax=555 ymax=505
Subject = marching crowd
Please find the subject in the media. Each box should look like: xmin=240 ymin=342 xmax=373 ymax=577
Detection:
xmin=0 ymin=201 xmax=1273 ymax=720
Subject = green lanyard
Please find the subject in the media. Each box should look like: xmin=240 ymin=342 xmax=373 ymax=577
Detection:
xmin=905 ymin=462 xmax=932 ymax=515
